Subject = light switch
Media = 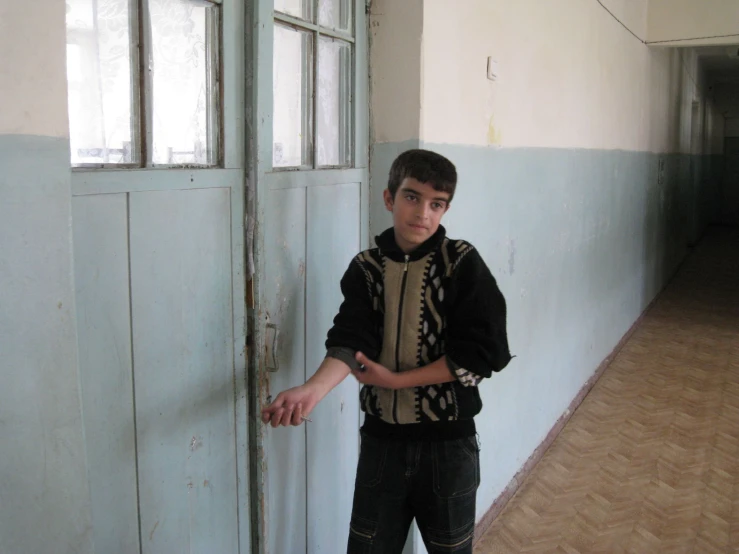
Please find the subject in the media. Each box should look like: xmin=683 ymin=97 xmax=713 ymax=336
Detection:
xmin=487 ymin=57 xmax=498 ymax=81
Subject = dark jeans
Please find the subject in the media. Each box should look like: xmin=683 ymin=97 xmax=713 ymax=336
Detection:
xmin=347 ymin=432 xmax=480 ymax=553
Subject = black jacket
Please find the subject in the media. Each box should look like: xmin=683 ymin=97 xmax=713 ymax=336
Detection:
xmin=325 ymin=225 xmax=511 ymax=439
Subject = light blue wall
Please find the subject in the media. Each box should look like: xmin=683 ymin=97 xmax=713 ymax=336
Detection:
xmin=370 ymin=141 xmax=723 ymax=523
xmin=0 ymin=134 xmax=93 ymax=554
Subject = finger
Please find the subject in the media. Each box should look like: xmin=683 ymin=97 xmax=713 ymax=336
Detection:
xmin=279 ymin=405 xmax=294 ymax=427
xmin=261 ymin=397 xmax=282 ymax=423
xmin=273 ymin=392 xmax=287 ymax=407
xmin=263 ymin=393 xmax=285 ymax=411
xmin=270 ymin=408 xmax=285 ymax=428
xmin=261 ymin=405 xmax=275 ymax=423
xmin=355 ymin=352 xmax=369 ymax=371
xmin=291 ymin=404 xmax=303 ymax=426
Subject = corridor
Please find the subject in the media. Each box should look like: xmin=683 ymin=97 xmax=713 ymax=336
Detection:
xmin=475 ymin=228 xmax=739 ymax=553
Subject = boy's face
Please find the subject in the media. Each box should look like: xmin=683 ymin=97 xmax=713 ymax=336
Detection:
xmin=384 ymin=178 xmax=450 ymax=254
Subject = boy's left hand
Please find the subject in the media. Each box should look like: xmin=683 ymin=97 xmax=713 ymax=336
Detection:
xmin=352 ymin=352 xmax=399 ymax=389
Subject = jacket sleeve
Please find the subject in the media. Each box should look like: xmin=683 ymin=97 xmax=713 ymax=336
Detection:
xmin=445 ymin=247 xmax=512 ymax=386
xmin=324 ymin=257 xmax=382 ymax=370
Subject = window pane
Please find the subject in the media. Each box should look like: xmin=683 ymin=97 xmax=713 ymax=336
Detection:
xmin=318 ymin=0 xmax=351 ymax=32
xmin=66 ymin=0 xmax=138 ymax=166
xmin=316 ymin=38 xmax=351 ymax=167
xmin=275 ymin=0 xmax=312 ymax=22
xmin=273 ymin=25 xmax=313 ymax=168
xmin=150 ymin=0 xmax=220 ymax=166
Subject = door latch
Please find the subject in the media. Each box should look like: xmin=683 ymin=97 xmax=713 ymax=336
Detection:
xmin=265 ymin=323 xmax=280 ymax=372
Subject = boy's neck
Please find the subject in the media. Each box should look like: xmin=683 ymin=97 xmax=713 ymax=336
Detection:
xmin=376 ymin=225 xmax=446 ymax=261
xmin=394 ymin=230 xmax=418 ymax=255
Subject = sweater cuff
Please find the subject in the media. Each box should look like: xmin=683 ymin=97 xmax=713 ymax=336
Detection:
xmin=326 ymin=346 xmax=361 ymax=371
xmin=446 ymin=356 xmax=484 ymax=387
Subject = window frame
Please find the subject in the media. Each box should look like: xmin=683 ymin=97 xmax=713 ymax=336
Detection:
xmin=272 ymin=0 xmax=356 ymax=172
xmin=67 ymin=0 xmax=224 ymax=171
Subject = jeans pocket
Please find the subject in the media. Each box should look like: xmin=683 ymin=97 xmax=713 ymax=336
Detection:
xmin=349 ymin=515 xmax=376 ymax=543
xmin=355 ymin=432 xmax=387 ymax=488
xmin=459 ymin=435 xmax=480 ymax=459
xmin=425 ymin=518 xmax=475 ymax=553
xmin=431 ymin=437 xmax=480 ymax=499
xmin=347 ymin=514 xmax=377 ymax=553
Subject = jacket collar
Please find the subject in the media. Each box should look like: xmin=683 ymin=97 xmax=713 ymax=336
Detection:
xmin=375 ymin=225 xmax=447 ymax=262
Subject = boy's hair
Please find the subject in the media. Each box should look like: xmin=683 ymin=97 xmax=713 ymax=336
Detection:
xmin=387 ymin=149 xmax=458 ymax=202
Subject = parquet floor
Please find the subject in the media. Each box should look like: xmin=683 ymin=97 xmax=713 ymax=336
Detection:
xmin=475 ymin=228 xmax=739 ymax=554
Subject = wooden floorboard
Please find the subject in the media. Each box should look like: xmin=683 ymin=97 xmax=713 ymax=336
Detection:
xmin=475 ymin=228 xmax=739 ymax=554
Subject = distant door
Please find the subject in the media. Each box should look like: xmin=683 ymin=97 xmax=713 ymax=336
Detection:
xmin=721 ymin=137 xmax=739 ymax=226
xmin=688 ymin=101 xmax=702 ymax=245
xmin=250 ymin=0 xmax=370 ymax=552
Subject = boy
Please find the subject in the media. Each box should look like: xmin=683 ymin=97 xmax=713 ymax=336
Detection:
xmin=262 ymin=149 xmax=512 ymax=553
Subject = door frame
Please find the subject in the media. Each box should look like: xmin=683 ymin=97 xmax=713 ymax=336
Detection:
xmin=245 ymin=0 xmax=370 ymax=551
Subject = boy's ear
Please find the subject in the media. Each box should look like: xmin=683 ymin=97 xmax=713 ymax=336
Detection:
xmin=383 ymin=189 xmax=394 ymax=212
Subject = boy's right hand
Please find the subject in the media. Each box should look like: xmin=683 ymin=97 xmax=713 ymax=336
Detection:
xmin=261 ymin=384 xmax=320 ymax=428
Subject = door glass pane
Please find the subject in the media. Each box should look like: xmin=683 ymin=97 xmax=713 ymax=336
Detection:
xmin=275 ymin=0 xmax=312 ymax=22
xmin=318 ymin=0 xmax=351 ymax=33
xmin=273 ymin=25 xmax=313 ymax=168
xmin=316 ymin=38 xmax=351 ymax=167
xmin=66 ymin=0 xmax=138 ymax=166
xmin=149 ymin=0 xmax=220 ymax=166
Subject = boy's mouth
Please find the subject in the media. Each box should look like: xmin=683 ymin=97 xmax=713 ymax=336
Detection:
xmin=409 ymin=224 xmax=427 ymax=230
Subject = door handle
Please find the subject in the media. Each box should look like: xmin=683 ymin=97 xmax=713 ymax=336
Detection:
xmin=265 ymin=323 xmax=280 ymax=372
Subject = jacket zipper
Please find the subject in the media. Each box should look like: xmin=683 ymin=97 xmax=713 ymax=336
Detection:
xmin=392 ymin=254 xmax=410 ymax=424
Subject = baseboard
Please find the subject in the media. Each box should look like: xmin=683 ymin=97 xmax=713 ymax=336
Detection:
xmin=473 ymin=251 xmax=691 ymax=544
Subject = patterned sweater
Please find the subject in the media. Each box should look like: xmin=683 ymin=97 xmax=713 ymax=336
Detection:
xmin=325 ymin=225 xmax=511 ymax=440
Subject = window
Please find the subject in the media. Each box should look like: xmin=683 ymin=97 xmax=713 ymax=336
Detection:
xmin=272 ymin=0 xmax=353 ymax=169
xmin=65 ymin=0 xmax=222 ymax=168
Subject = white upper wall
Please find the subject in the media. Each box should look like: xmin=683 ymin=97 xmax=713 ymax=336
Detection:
xmin=369 ymin=0 xmax=424 ymax=144
xmin=0 ymin=2 xmax=69 ymax=137
xmin=648 ymin=0 xmax=739 ymax=46
xmin=419 ymin=0 xmax=714 ymax=153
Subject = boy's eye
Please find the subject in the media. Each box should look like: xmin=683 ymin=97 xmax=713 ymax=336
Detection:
xmin=432 ymin=202 xmax=443 ymax=209
xmin=405 ymin=194 xmax=417 ymax=202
